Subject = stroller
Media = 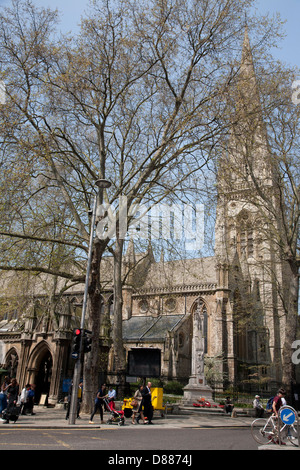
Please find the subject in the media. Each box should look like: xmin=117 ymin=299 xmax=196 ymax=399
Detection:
xmin=104 ymin=398 xmax=125 ymax=426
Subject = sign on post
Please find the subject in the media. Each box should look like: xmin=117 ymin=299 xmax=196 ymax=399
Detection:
xmin=278 ymin=405 xmax=299 ymax=447
xmin=279 ymin=406 xmax=297 ymax=426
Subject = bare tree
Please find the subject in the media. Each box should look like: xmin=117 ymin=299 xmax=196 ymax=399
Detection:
xmin=0 ymin=0 xmax=283 ymax=407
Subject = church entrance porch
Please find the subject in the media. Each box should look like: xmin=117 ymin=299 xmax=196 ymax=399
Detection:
xmin=34 ymin=351 xmax=53 ymax=404
xmin=26 ymin=342 xmax=53 ymax=405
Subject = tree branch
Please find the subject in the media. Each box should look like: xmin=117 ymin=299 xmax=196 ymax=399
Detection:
xmin=0 ymin=265 xmax=85 ymax=282
xmin=0 ymin=230 xmax=87 ymax=251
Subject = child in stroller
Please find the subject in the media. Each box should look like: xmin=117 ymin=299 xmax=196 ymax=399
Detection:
xmin=104 ymin=398 xmax=125 ymax=426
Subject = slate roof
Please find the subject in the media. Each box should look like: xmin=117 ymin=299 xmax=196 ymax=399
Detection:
xmin=123 ymin=314 xmax=185 ymax=341
xmin=138 ymin=256 xmax=217 ymax=292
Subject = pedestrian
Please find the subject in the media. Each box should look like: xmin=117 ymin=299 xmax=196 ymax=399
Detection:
xmin=65 ymin=382 xmax=72 ymax=420
xmin=65 ymin=381 xmax=81 ymax=420
xmin=253 ymin=395 xmax=264 ymax=418
xmin=0 ymin=376 xmax=10 ymax=416
xmin=3 ymin=378 xmax=19 ymax=424
xmin=20 ymin=383 xmax=31 ymax=415
xmin=77 ymin=381 xmax=83 ymax=418
xmin=131 ymin=384 xmax=144 ymax=425
xmin=107 ymin=385 xmax=117 ymax=410
xmin=142 ymin=382 xmax=154 ymax=424
xmin=89 ymin=383 xmax=107 ymax=424
xmin=27 ymin=384 xmax=36 ymax=415
xmin=272 ymin=388 xmax=286 ymax=417
xmin=6 ymin=378 xmax=19 ymax=407
xmin=224 ymin=396 xmax=234 ymax=416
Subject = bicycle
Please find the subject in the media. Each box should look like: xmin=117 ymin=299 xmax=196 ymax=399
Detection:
xmin=251 ymin=410 xmax=299 ymax=447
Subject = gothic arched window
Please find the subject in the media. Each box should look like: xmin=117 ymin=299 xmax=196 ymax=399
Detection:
xmin=5 ymin=349 xmax=19 ymax=378
xmin=237 ymin=210 xmax=254 ymax=258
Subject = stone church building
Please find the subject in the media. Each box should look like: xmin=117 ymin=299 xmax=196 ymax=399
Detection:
xmin=0 ymin=29 xmax=292 ymax=405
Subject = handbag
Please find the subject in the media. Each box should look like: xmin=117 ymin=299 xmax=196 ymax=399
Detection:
xmin=130 ymin=399 xmax=138 ymax=407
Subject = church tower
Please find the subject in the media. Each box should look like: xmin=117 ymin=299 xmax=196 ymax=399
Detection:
xmin=214 ymin=26 xmax=285 ymax=391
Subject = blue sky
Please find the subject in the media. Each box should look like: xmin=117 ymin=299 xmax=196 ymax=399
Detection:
xmin=0 ymin=0 xmax=299 ymax=68
xmin=254 ymin=0 xmax=300 ymax=67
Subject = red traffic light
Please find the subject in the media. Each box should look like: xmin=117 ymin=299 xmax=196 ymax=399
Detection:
xmin=71 ymin=328 xmax=82 ymax=359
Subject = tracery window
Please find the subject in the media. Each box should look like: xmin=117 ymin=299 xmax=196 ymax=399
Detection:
xmin=237 ymin=210 xmax=254 ymax=258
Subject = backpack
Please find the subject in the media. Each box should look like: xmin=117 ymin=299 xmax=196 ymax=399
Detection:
xmin=266 ymin=396 xmax=274 ymax=411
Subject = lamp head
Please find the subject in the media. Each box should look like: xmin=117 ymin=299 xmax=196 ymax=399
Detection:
xmin=95 ymin=179 xmax=111 ymax=189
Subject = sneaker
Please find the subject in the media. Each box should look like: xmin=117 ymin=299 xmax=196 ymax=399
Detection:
xmin=89 ymin=420 xmax=94 ymax=424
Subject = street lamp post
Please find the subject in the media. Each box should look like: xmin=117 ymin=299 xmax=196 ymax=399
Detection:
xmin=68 ymin=179 xmax=111 ymax=425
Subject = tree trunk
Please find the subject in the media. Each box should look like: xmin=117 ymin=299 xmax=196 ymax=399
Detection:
xmin=282 ymin=259 xmax=299 ymax=401
xmin=81 ymin=238 xmax=105 ymax=413
xmin=112 ymin=237 xmax=127 ymax=398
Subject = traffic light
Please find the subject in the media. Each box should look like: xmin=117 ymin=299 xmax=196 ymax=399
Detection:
xmin=71 ymin=328 xmax=82 ymax=359
xmin=83 ymin=329 xmax=92 ymax=353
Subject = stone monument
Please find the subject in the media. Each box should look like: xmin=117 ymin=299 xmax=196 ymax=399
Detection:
xmin=183 ymin=300 xmax=213 ymax=404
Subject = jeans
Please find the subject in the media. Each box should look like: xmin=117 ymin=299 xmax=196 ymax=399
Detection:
xmin=90 ymin=401 xmax=104 ymax=421
xmin=0 ymin=393 xmax=7 ymax=415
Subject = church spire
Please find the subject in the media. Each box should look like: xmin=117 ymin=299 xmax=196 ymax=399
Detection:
xmin=241 ymin=24 xmax=254 ymax=71
xmin=236 ymin=25 xmax=261 ymax=121
xmin=222 ymin=23 xmax=274 ymax=189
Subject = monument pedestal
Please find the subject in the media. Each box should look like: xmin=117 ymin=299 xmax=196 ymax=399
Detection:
xmin=183 ymin=375 xmax=213 ymax=404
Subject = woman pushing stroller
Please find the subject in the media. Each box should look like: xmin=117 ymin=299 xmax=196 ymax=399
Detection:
xmin=131 ymin=384 xmax=144 ymax=424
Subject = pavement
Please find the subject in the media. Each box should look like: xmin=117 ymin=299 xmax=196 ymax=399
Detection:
xmin=0 ymin=404 xmax=254 ymax=429
xmin=1 ymin=405 xmax=299 ymax=450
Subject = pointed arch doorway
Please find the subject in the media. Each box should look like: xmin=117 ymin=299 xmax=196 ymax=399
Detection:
xmin=35 ymin=351 xmax=53 ymax=404
xmin=27 ymin=343 xmax=53 ymax=404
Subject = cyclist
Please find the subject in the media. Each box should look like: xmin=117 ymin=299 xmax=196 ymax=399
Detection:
xmin=272 ymin=388 xmax=286 ymax=417
xmin=271 ymin=388 xmax=287 ymax=444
